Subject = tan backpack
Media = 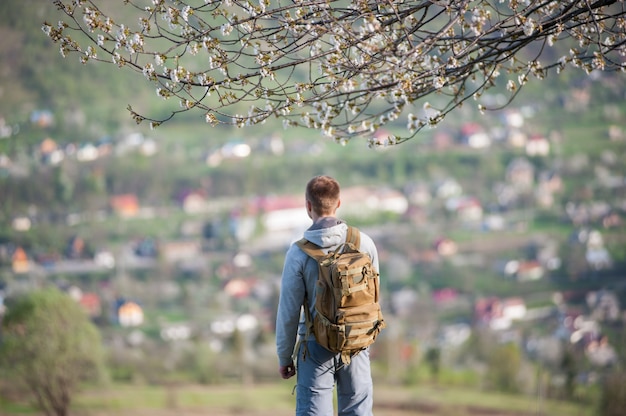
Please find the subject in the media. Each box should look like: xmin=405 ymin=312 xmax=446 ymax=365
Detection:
xmin=296 ymin=226 xmax=385 ymax=364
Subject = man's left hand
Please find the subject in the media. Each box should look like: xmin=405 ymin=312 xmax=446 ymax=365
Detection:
xmin=279 ymin=362 xmax=296 ymax=379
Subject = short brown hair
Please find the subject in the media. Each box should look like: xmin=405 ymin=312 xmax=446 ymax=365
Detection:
xmin=306 ymin=175 xmax=340 ymax=216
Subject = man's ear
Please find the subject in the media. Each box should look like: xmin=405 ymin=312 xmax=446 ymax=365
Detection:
xmin=336 ymin=199 xmax=341 ymax=209
xmin=306 ymin=200 xmax=313 ymax=218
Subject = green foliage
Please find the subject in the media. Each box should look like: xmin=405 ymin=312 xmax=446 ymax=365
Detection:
xmin=0 ymin=287 xmax=106 ymax=416
xmin=181 ymin=342 xmax=222 ymax=385
xmin=424 ymin=346 xmax=441 ymax=383
xmin=560 ymin=347 xmax=578 ymax=400
xmin=598 ymin=371 xmax=626 ymax=416
xmin=485 ymin=342 xmax=523 ymax=394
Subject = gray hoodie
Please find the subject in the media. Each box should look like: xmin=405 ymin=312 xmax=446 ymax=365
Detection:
xmin=275 ymin=217 xmax=380 ymax=367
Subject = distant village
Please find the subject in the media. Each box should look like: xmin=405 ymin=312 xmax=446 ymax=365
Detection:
xmin=1 ymin=84 xmax=625 ymax=381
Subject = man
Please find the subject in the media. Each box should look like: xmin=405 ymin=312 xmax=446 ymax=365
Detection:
xmin=276 ymin=175 xmax=380 ymax=416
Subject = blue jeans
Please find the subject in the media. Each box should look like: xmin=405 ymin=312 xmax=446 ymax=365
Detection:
xmin=296 ymin=340 xmax=373 ymax=416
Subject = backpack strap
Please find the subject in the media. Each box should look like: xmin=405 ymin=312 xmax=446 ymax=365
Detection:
xmin=296 ymin=238 xmax=326 ymax=261
xmin=345 ymin=226 xmax=361 ymax=250
xmin=295 ymin=238 xmax=322 ymax=341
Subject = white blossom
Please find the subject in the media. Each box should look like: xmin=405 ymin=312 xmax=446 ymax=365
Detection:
xmin=523 ymin=18 xmax=536 ymax=36
xmin=433 ymin=76 xmax=446 ymax=89
xmin=181 ymin=5 xmax=191 ymax=22
xmin=506 ymin=80 xmax=516 ymax=91
xmin=143 ymin=63 xmax=155 ymax=79
xmin=221 ymin=23 xmax=233 ymax=36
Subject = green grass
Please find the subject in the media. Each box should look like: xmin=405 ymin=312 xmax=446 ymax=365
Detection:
xmin=1 ymin=382 xmax=596 ymax=416
xmin=0 ymin=398 xmax=34 ymax=415
xmin=72 ymin=383 xmax=296 ymax=414
xmin=376 ymin=384 xmax=595 ymax=415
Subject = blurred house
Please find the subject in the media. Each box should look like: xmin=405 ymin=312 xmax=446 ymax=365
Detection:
xmin=11 ymin=216 xmax=31 ymax=231
xmin=482 ymin=213 xmax=506 ymax=231
xmin=602 ymin=212 xmax=622 ymax=229
xmin=206 ymin=140 xmax=251 ymax=167
xmin=460 ymin=122 xmax=491 ymax=149
xmin=118 ymin=301 xmax=144 ymax=327
xmin=160 ymin=323 xmax=192 ymax=341
xmin=11 ymin=246 xmax=29 ymax=274
xmin=507 ymin=129 xmax=528 ymax=148
xmin=586 ymin=247 xmax=613 ymax=270
xmin=65 ymin=235 xmax=88 ymax=259
xmin=493 ymin=182 xmax=518 ymax=209
xmin=475 ymin=296 xmax=527 ymax=331
xmin=576 ymin=229 xmax=613 ymax=270
xmin=223 ymin=278 xmax=255 ymax=299
xmin=0 ymin=153 xmax=11 ymax=174
xmin=608 ymin=124 xmax=623 ymax=141
xmin=538 ymin=170 xmax=563 ymax=193
xmin=501 ymin=109 xmax=525 ymax=129
xmin=0 ymin=117 xmax=13 ymax=138
xmin=506 ymin=157 xmax=534 ymax=190
xmin=516 ymin=260 xmax=545 ymax=281
xmin=94 ymin=250 xmax=115 ymax=268
xmin=79 ymin=292 xmax=102 ymax=319
xmin=160 ymin=240 xmax=202 ymax=263
xmin=525 ymin=134 xmax=550 ymax=157
xmin=404 ymin=182 xmax=432 ymax=207
xmin=178 ymin=190 xmax=209 ymax=214
xmin=39 ymin=137 xmax=64 ymax=165
xmin=76 ymin=143 xmax=99 ymax=162
xmin=134 ymin=237 xmax=159 ymax=258
xmin=434 ymin=237 xmax=458 ymax=257
xmin=390 ymin=287 xmax=418 ymax=318
xmin=438 ymin=323 xmax=472 ymax=347
xmin=341 ymin=186 xmax=409 ymax=217
xmin=565 ymin=87 xmax=591 ymax=112
xmin=587 ymin=290 xmax=620 ymax=322
xmin=30 ymin=109 xmax=54 ymax=128
xmin=253 ymin=194 xmax=309 ymax=233
xmin=586 ymin=335 xmax=618 ymax=367
xmin=110 ymin=194 xmax=140 ymax=218
xmin=535 ymin=185 xmax=555 ymax=209
xmin=446 ymin=196 xmax=483 ymax=223
xmin=434 ymin=178 xmax=463 ymax=199
xmin=432 ymin=288 xmax=460 ymax=305
xmin=431 ymin=129 xmax=455 ymax=150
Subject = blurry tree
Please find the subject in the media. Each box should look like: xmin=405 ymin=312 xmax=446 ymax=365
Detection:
xmin=563 ymin=241 xmax=589 ymax=281
xmin=0 ymin=287 xmax=105 ymax=416
xmin=485 ymin=342 xmax=522 ymax=393
xmin=424 ymin=346 xmax=441 ymax=383
xmin=598 ymin=371 xmax=626 ymax=416
xmin=53 ymin=166 xmax=75 ymax=205
xmin=231 ymin=328 xmax=254 ymax=385
xmin=560 ymin=346 xmax=577 ymax=400
xmin=45 ymin=0 xmax=626 ymax=146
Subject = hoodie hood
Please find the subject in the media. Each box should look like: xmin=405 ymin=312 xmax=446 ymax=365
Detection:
xmin=302 ymin=217 xmax=347 ymax=249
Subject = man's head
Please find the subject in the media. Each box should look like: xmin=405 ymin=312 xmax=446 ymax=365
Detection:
xmin=305 ymin=175 xmax=341 ymax=218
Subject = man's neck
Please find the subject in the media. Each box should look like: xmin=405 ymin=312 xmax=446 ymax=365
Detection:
xmin=309 ymin=216 xmax=343 ymax=230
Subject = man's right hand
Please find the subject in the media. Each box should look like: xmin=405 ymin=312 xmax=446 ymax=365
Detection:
xmin=279 ymin=362 xmax=296 ymax=379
